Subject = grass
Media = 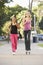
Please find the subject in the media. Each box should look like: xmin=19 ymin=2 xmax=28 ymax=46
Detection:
xmin=38 ymin=44 xmax=43 ymax=47
xmin=0 ymin=43 xmax=4 ymax=46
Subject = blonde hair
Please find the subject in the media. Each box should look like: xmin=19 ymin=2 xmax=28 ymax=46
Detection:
xmin=25 ymin=11 xmax=31 ymax=18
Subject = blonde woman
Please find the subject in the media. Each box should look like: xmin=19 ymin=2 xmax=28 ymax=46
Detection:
xmin=23 ymin=11 xmax=32 ymax=54
xmin=10 ymin=15 xmax=20 ymax=54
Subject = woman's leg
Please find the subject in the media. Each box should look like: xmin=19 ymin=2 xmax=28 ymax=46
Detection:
xmin=10 ymin=34 xmax=16 ymax=52
xmin=14 ymin=34 xmax=18 ymax=50
xmin=27 ymin=30 xmax=31 ymax=50
xmin=24 ymin=30 xmax=31 ymax=54
xmin=24 ymin=31 xmax=28 ymax=50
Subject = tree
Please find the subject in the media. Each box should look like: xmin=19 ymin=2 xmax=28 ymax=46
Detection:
xmin=0 ymin=0 xmax=12 ymax=22
xmin=32 ymin=1 xmax=43 ymax=33
xmin=1 ymin=4 xmax=27 ymax=35
xmin=0 ymin=0 xmax=12 ymax=35
xmin=39 ymin=16 xmax=43 ymax=30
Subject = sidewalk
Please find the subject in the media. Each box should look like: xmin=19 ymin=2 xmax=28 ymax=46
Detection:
xmin=0 ymin=40 xmax=43 ymax=55
xmin=0 ymin=40 xmax=43 ymax=65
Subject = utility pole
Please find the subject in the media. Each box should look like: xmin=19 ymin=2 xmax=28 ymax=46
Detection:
xmin=34 ymin=15 xmax=36 ymax=31
xmin=29 ymin=0 xmax=33 ymax=12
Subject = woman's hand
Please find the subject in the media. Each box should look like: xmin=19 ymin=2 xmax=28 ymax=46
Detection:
xmin=16 ymin=23 xmax=20 ymax=29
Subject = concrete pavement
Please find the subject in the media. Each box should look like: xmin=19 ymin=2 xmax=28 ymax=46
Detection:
xmin=0 ymin=40 xmax=43 ymax=55
xmin=0 ymin=54 xmax=43 ymax=65
xmin=0 ymin=40 xmax=43 ymax=65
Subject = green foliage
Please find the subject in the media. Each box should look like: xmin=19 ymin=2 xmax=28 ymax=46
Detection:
xmin=2 ymin=21 xmax=11 ymax=34
xmin=0 ymin=0 xmax=12 ymax=3
xmin=32 ymin=2 xmax=43 ymax=33
xmin=0 ymin=0 xmax=12 ymax=35
xmin=39 ymin=17 xmax=43 ymax=30
xmin=0 ymin=3 xmax=27 ymax=35
xmin=38 ymin=2 xmax=43 ymax=7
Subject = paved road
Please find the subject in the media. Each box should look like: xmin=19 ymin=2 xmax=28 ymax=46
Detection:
xmin=0 ymin=40 xmax=43 ymax=65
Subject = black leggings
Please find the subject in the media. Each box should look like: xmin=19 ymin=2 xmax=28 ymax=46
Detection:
xmin=24 ymin=30 xmax=31 ymax=51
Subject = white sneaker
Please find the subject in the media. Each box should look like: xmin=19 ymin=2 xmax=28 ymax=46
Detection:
xmin=12 ymin=52 xmax=16 ymax=55
xmin=26 ymin=50 xmax=30 ymax=55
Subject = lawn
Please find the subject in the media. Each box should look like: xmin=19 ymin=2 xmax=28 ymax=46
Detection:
xmin=38 ymin=44 xmax=43 ymax=47
xmin=0 ymin=43 xmax=4 ymax=46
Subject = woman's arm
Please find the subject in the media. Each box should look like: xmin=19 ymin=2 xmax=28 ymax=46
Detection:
xmin=22 ymin=17 xmax=27 ymax=26
xmin=16 ymin=23 xmax=20 ymax=29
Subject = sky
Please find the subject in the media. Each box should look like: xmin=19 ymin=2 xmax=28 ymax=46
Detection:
xmin=5 ymin=0 xmax=39 ymax=8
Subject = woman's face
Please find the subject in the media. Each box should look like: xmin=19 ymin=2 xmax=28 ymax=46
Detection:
xmin=12 ymin=16 xmax=16 ymax=23
xmin=25 ymin=12 xmax=31 ymax=18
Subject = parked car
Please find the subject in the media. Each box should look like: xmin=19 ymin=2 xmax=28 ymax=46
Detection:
xmin=0 ymin=36 xmax=7 ymax=41
xmin=37 ymin=34 xmax=43 ymax=41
